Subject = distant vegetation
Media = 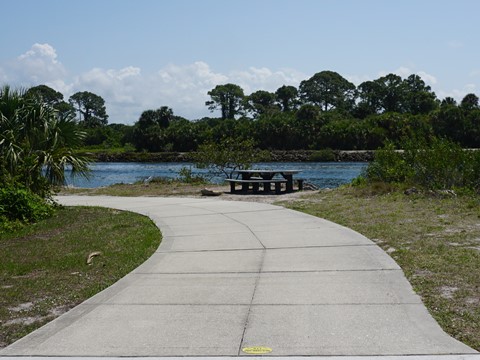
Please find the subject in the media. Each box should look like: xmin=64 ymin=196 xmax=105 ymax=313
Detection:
xmin=4 ymin=70 xmax=478 ymax=154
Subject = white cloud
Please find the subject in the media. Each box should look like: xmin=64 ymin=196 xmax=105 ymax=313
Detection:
xmin=13 ymin=43 xmax=67 ymax=85
xmin=67 ymin=62 xmax=231 ymax=122
xmin=345 ymin=74 xmax=372 ymax=85
xmin=395 ymin=66 xmax=412 ymax=78
xmin=417 ymin=71 xmax=437 ymax=85
xmin=377 ymin=66 xmax=437 ymax=86
xmin=18 ymin=43 xmax=59 ymax=62
xmin=438 ymin=83 xmax=477 ymax=102
xmin=228 ymin=66 xmax=305 ymax=94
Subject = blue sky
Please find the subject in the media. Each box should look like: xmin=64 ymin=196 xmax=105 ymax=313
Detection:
xmin=1 ymin=0 xmax=479 ymax=124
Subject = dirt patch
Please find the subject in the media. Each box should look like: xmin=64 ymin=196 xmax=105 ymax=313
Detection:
xmin=4 ymin=316 xmax=44 ymax=326
xmin=440 ymin=286 xmax=459 ymax=299
xmin=198 ymin=185 xmax=314 ymax=204
xmin=8 ymin=302 xmax=34 ymax=312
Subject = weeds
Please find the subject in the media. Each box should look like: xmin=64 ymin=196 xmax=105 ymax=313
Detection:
xmin=362 ymin=138 xmax=480 ymax=191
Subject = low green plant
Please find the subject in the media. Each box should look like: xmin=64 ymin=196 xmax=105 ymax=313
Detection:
xmin=363 ymin=142 xmax=410 ymax=184
xmin=177 ymin=166 xmax=208 ymax=184
xmin=309 ymin=149 xmax=336 ymax=162
xmin=362 ymin=138 xmax=480 ymax=191
xmin=0 ymin=186 xmax=55 ymax=224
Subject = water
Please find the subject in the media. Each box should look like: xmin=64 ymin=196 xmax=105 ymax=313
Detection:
xmin=65 ymin=162 xmax=367 ymax=189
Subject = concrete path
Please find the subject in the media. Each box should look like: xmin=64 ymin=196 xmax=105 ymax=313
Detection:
xmin=1 ymin=196 xmax=477 ymax=358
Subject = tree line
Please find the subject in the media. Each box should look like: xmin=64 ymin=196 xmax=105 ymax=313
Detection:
xmin=20 ymin=70 xmax=480 ymax=152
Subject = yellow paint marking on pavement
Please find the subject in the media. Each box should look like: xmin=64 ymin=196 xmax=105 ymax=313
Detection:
xmin=242 ymin=346 xmax=272 ymax=354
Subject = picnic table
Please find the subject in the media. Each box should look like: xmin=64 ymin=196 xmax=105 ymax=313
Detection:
xmin=226 ymin=169 xmax=303 ymax=194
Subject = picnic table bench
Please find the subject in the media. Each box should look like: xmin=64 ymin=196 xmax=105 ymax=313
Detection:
xmin=226 ymin=169 xmax=303 ymax=194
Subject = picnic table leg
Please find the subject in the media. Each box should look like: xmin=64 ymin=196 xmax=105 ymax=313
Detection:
xmin=274 ymin=182 xmax=282 ymax=194
xmin=297 ymin=179 xmax=304 ymax=191
xmin=284 ymin=174 xmax=294 ymax=192
xmin=263 ymin=181 xmax=272 ymax=192
xmin=229 ymin=181 xmax=236 ymax=193
xmin=241 ymin=174 xmax=251 ymax=192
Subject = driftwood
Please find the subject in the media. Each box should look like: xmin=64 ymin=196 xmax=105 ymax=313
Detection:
xmin=86 ymin=251 xmax=102 ymax=265
xmin=200 ymin=188 xmax=222 ymax=196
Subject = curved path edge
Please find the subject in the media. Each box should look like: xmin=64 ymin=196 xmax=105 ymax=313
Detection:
xmin=1 ymin=195 xmax=477 ymax=357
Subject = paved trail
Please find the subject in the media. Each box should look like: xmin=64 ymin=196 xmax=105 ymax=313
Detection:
xmin=1 ymin=196 xmax=477 ymax=358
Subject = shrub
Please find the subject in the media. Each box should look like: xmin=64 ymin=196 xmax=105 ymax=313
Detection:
xmin=362 ymin=138 xmax=480 ymax=191
xmin=309 ymin=149 xmax=336 ymax=162
xmin=363 ymin=143 xmax=411 ymax=184
xmin=177 ymin=167 xmax=208 ymax=184
xmin=0 ymin=186 xmax=55 ymax=223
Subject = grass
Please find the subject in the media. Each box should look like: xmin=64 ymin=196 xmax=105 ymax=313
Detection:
xmin=276 ymin=185 xmax=480 ymax=351
xmin=0 ymin=206 xmax=161 ymax=349
xmin=58 ymin=178 xmax=212 ymax=197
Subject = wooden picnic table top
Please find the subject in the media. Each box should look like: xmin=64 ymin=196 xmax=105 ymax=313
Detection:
xmin=234 ymin=169 xmax=301 ymax=175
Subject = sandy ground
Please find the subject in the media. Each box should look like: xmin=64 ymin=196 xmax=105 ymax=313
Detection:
xmin=198 ymin=185 xmax=314 ymax=204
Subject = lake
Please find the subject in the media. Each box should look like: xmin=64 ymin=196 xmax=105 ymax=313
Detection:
xmin=65 ymin=162 xmax=367 ymax=189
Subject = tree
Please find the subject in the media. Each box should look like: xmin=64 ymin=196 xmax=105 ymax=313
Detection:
xmin=374 ymin=73 xmax=406 ymax=113
xmin=357 ymin=74 xmax=437 ymax=116
xmin=244 ymin=90 xmax=278 ymax=118
xmin=193 ymin=137 xmax=268 ymax=179
xmin=137 ymin=106 xmax=172 ymax=129
xmin=460 ymin=93 xmax=479 ymax=111
xmin=27 ymin=85 xmax=75 ymax=120
xmin=275 ymin=85 xmax=299 ymax=112
xmin=441 ymin=97 xmax=457 ymax=107
xmin=356 ymin=80 xmax=384 ymax=117
xmin=131 ymin=107 xmax=174 ymax=152
xmin=0 ymin=85 xmax=89 ymax=196
xmin=165 ymin=117 xmax=198 ymax=151
xmin=431 ymin=103 xmax=466 ymax=143
xmin=296 ymin=104 xmax=321 ymax=122
xmin=205 ymin=83 xmax=245 ymax=119
xmin=26 ymin=85 xmax=64 ymax=107
xmin=402 ymin=74 xmax=438 ymax=115
xmin=299 ymin=71 xmax=357 ymax=112
xmin=69 ymin=91 xmax=108 ymax=127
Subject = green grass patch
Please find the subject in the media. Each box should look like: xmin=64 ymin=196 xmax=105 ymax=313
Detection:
xmin=277 ymin=186 xmax=480 ymax=351
xmin=0 ymin=206 xmax=161 ymax=348
xmin=58 ymin=179 xmax=214 ymax=197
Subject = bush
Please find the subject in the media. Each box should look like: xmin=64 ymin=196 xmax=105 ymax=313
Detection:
xmin=362 ymin=138 xmax=480 ymax=191
xmin=309 ymin=149 xmax=336 ymax=162
xmin=363 ymin=143 xmax=411 ymax=184
xmin=177 ymin=167 xmax=208 ymax=184
xmin=0 ymin=186 xmax=55 ymax=223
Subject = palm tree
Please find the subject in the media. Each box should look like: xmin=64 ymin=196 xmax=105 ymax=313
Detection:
xmin=0 ymin=85 xmax=90 ymax=196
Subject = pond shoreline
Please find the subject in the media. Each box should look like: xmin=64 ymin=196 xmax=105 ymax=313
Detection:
xmin=83 ymin=150 xmax=374 ymax=163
